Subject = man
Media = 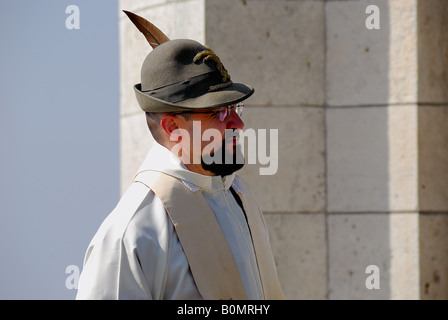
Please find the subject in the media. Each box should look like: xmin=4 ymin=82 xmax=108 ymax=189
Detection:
xmin=76 ymin=36 xmax=283 ymax=300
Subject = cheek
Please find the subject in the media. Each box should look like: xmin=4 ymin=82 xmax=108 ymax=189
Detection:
xmin=201 ymin=120 xmax=226 ymax=140
xmin=199 ymin=125 xmax=226 ymax=156
xmin=200 ymin=128 xmax=225 ymax=151
xmin=189 ymin=118 xmax=227 ymax=150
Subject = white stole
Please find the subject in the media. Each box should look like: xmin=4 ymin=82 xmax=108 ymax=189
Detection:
xmin=134 ymin=170 xmax=284 ymax=300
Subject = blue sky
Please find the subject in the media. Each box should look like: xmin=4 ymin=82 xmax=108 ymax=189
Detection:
xmin=0 ymin=1 xmax=119 ymax=299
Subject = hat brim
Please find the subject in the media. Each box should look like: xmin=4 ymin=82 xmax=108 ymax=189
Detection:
xmin=134 ymin=82 xmax=254 ymax=113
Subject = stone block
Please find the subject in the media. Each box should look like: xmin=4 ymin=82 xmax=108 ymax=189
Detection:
xmin=417 ymin=0 xmax=448 ymax=104
xmin=239 ymin=106 xmax=326 ymax=213
xmin=388 ymin=212 xmax=420 ymax=299
xmin=418 ymin=106 xmax=448 ymax=211
xmin=205 ymin=0 xmax=325 ymax=106
xmin=326 ymin=0 xmax=418 ymax=106
xmin=327 ymin=105 xmax=418 ymax=213
xmin=264 ymin=213 xmax=327 ymax=300
xmin=328 ymin=213 xmax=419 ymax=299
xmin=419 ymin=213 xmax=448 ymax=299
xmin=120 ymin=113 xmax=154 ymax=193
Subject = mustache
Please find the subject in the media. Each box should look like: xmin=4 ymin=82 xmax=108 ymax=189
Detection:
xmin=204 ymin=139 xmax=244 ymax=163
xmin=200 ymin=139 xmax=245 ymax=176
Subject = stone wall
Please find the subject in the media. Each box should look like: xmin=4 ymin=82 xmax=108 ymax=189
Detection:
xmin=119 ymin=0 xmax=448 ymax=299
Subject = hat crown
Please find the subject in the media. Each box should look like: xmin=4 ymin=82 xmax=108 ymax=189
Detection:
xmin=141 ymin=39 xmax=223 ymax=91
xmin=133 ymin=38 xmax=253 ymax=113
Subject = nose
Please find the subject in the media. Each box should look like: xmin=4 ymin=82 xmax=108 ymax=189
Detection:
xmin=226 ymin=109 xmax=245 ymax=130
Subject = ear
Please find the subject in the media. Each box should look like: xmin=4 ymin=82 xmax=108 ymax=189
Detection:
xmin=160 ymin=114 xmax=180 ymax=139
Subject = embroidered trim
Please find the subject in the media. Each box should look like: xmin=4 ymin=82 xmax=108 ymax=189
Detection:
xmin=232 ymin=177 xmax=248 ymax=195
xmin=182 ymin=177 xmax=247 ymax=195
xmin=182 ymin=179 xmax=201 ymax=192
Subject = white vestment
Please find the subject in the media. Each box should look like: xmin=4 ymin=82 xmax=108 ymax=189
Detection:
xmin=76 ymin=142 xmax=267 ymax=300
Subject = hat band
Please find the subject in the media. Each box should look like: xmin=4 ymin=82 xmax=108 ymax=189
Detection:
xmin=141 ymin=71 xmax=232 ymax=104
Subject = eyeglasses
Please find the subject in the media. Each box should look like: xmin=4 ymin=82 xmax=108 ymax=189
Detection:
xmin=172 ymin=102 xmax=244 ymax=122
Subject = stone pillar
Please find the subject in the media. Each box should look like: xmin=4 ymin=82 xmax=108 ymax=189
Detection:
xmin=326 ymin=0 xmax=448 ymax=299
xmin=119 ymin=0 xmax=448 ymax=299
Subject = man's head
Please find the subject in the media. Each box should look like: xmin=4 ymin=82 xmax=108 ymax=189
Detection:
xmin=145 ymin=102 xmax=245 ymax=176
xmin=134 ymin=39 xmax=254 ymax=176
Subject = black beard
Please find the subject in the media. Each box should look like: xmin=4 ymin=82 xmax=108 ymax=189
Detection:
xmin=201 ymin=140 xmax=245 ymax=176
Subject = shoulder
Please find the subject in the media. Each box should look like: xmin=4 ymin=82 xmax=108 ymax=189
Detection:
xmin=86 ymin=182 xmax=172 ymax=256
xmin=78 ymin=182 xmax=178 ymax=299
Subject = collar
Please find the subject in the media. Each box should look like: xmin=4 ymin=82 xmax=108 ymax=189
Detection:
xmin=135 ymin=142 xmax=244 ymax=194
xmin=181 ymin=176 xmax=248 ymax=195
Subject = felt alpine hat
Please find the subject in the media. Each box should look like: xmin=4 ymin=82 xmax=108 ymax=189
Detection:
xmin=134 ymin=39 xmax=254 ymax=113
